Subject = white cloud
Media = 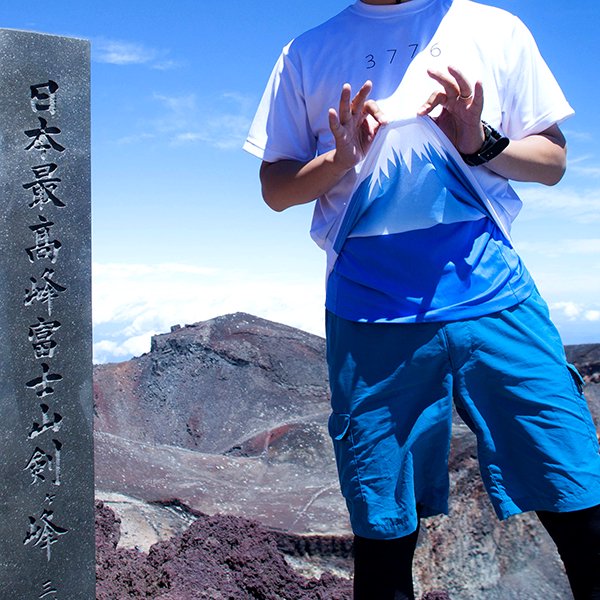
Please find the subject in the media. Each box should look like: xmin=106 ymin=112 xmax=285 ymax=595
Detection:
xmin=516 ymin=238 xmax=600 ymax=257
xmin=94 ymin=39 xmax=178 ymax=70
xmin=551 ymin=301 xmax=583 ymax=320
xmin=550 ymin=301 xmax=600 ymax=322
xmin=93 ymin=333 xmax=158 ymax=364
xmin=92 ymin=261 xmax=325 ymax=363
xmin=547 ymin=301 xmax=600 ymax=344
xmin=154 ymin=92 xmax=253 ymax=150
xmin=562 ymin=129 xmax=593 ymax=143
xmin=517 ymin=185 xmax=600 ymax=223
xmin=569 ymin=165 xmax=600 ymax=178
xmin=116 ymin=132 xmax=156 ymax=145
xmin=111 ymin=91 xmax=253 ymax=151
xmin=95 ymin=40 xmax=154 ymax=65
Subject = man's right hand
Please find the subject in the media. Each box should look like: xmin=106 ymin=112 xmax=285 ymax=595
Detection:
xmin=260 ymin=82 xmax=386 ymax=212
xmin=329 ymin=80 xmax=387 ymax=171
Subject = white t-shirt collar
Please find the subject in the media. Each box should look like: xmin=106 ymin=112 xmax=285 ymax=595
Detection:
xmin=351 ymin=0 xmax=443 ymax=18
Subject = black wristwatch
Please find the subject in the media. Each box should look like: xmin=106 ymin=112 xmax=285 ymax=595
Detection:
xmin=460 ymin=121 xmax=509 ymax=167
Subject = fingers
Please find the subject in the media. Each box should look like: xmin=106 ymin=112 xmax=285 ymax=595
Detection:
xmin=350 ymin=80 xmax=373 ymax=116
xmin=426 ymin=68 xmax=463 ymax=103
xmin=336 ymin=80 xmax=374 ymax=126
xmin=328 ymin=107 xmax=341 ymax=135
xmin=328 ymin=81 xmax=386 ymax=167
xmin=448 ymin=67 xmax=484 ymax=114
xmin=447 ymin=65 xmax=472 ymax=100
xmin=363 ymin=99 xmax=388 ymax=126
xmin=470 ymin=80 xmax=484 ymax=111
xmin=418 ymin=66 xmax=483 ymax=118
xmin=418 ymin=90 xmax=447 ymax=116
xmin=337 ymin=84 xmax=352 ymax=125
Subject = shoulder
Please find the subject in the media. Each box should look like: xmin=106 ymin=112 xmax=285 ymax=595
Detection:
xmin=447 ymin=0 xmax=523 ymax=34
xmin=283 ymin=6 xmax=355 ymax=62
xmin=444 ymin=0 xmax=537 ymax=59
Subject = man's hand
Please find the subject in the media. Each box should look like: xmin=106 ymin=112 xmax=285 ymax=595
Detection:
xmin=416 ymin=65 xmax=567 ymax=185
xmin=260 ymin=81 xmax=386 ymax=212
xmin=329 ymin=80 xmax=387 ymax=171
xmin=418 ymin=66 xmax=485 ymax=154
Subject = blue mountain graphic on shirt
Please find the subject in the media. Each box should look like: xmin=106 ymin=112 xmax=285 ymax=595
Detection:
xmin=333 ymin=121 xmax=496 ymax=255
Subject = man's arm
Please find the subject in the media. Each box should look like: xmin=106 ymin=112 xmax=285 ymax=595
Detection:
xmin=260 ymin=80 xmax=387 ymax=212
xmin=485 ymin=124 xmax=566 ymax=186
xmin=418 ymin=66 xmax=567 ymax=186
xmin=260 ymin=152 xmax=348 ymax=212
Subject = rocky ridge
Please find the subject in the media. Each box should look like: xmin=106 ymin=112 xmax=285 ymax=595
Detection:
xmin=94 ymin=313 xmax=600 ymax=599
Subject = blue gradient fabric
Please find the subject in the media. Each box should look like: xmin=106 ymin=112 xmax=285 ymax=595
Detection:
xmin=326 ymin=290 xmax=600 ymax=539
xmin=326 ymin=117 xmax=535 ymax=322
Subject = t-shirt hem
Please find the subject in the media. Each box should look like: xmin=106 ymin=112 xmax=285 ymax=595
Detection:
xmin=243 ymin=138 xmax=314 ymax=164
xmin=325 ymin=283 xmax=535 ymax=325
xmin=515 ymin=107 xmax=575 ymax=139
xmin=242 ymin=139 xmax=265 ymax=160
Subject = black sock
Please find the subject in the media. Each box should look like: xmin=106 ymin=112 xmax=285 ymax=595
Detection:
xmin=537 ymin=504 xmax=600 ymax=600
xmin=353 ymin=523 xmax=420 ymax=600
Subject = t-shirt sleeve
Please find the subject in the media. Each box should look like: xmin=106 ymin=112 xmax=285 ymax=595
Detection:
xmin=500 ymin=17 xmax=574 ymax=140
xmin=243 ymin=43 xmax=317 ymax=163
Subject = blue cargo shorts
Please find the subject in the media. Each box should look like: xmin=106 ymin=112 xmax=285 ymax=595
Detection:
xmin=326 ymin=289 xmax=600 ymax=540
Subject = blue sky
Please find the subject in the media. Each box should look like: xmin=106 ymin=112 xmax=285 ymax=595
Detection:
xmin=4 ymin=1 xmax=600 ymax=363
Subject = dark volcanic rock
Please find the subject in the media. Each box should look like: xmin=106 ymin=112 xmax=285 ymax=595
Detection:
xmin=96 ymin=501 xmax=352 ymax=600
xmin=566 ymin=344 xmax=600 ymax=426
xmin=94 ymin=314 xmax=600 ymax=599
xmin=566 ymin=343 xmax=600 ymax=380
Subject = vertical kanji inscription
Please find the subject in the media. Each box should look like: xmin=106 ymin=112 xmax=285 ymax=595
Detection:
xmin=0 ymin=29 xmax=93 ymax=598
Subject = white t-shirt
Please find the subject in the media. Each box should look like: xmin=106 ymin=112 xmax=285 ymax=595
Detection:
xmin=245 ymin=0 xmax=573 ymax=250
xmin=244 ymin=0 xmax=573 ymax=322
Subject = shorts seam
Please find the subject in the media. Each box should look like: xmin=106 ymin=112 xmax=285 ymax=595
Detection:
xmin=567 ymin=366 xmax=599 ymax=454
xmin=347 ymin=422 xmax=370 ymax=506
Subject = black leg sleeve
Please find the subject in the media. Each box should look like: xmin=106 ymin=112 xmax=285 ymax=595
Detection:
xmin=537 ymin=504 xmax=600 ymax=600
xmin=353 ymin=523 xmax=420 ymax=600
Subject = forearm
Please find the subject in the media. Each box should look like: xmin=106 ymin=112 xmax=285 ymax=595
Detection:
xmin=260 ymin=150 xmax=351 ymax=212
xmin=259 ymin=81 xmax=386 ymax=212
xmin=486 ymin=125 xmax=567 ymax=186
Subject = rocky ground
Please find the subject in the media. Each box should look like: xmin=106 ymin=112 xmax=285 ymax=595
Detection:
xmin=94 ymin=313 xmax=600 ymax=599
xmin=96 ymin=501 xmax=355 ymax=599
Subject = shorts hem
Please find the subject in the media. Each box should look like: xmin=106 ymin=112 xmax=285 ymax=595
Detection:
xmin=352 ymin=517 xmax=419 ymax=540
xmin=494 ymin=488 xmax=600 ymax=520
xmin=350 ymin=502 xmax=449 ymax=540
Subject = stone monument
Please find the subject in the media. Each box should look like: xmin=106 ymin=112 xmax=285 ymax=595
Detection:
xmin=0 ymin=30 xmax=94 ymax=598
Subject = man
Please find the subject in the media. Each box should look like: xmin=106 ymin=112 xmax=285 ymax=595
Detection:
xmin=244 ymin=1 xmax=600 ymax=598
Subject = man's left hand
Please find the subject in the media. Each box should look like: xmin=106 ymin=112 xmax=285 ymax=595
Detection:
xmin=418 ymin=66 xmax=485 ymax=155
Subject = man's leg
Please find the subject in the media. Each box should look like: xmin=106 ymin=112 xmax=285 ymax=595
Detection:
xmin=537 ymin=504 xmax=600 ymax=600
xmin=353 ymin=523 xmax=420 ymax=600
xmin=326 ymin=312 xmax=454 ymax=597
xmin=446 ymin=292 xmax=600 ymax=597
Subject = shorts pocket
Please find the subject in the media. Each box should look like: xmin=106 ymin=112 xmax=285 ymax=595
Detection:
xmin=566 ymin=363 xmax=585 ymax=394
xmin=328 ymin=412 xmax=351 ymax=441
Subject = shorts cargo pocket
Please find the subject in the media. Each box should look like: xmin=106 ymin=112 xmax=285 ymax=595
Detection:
xmin=327 ymin=412 xmax=364 ymax=503
xmin=566 ymin=363 xmax=585 ymax=395
xmin=328 ymin=412 xmax=351 ymax=441
xmin=565 ymin=362 xmax=598 ymax=451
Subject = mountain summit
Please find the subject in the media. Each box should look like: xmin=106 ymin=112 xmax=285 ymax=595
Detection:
xmin=94 ymin=313 xmax=599 ymax=599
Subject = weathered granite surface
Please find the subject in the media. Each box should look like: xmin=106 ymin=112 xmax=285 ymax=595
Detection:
xmin=0 ymin=29 xmax=93 ymax=599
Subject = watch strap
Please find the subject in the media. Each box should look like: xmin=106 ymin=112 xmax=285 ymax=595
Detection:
xmin=460 ymin=121 xmax=509 ymax=167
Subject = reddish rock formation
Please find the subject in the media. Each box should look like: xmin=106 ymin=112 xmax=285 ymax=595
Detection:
xmin=94 ymin=314 xmax=599 ymax=599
